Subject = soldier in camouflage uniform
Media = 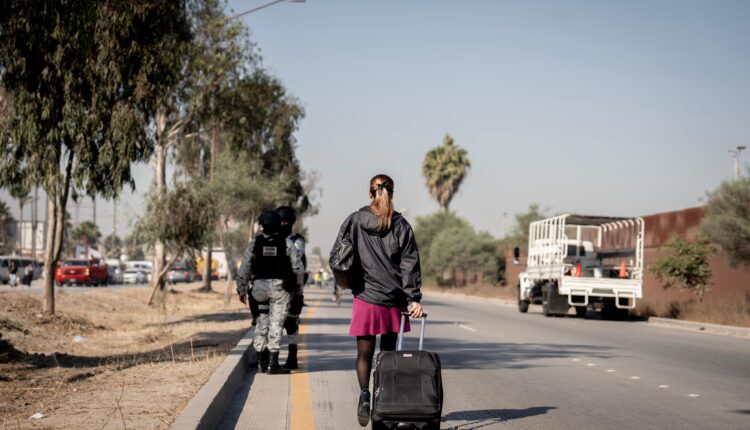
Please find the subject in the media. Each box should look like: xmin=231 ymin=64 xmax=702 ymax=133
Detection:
xmin=276 ymin=206 xmax=307 ymax=370
xmin=237 ymin=210 xmax=305 ymax=375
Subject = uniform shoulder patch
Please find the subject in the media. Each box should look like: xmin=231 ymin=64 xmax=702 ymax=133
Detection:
xmin=262 ymin=246 xmax=278 ymax=257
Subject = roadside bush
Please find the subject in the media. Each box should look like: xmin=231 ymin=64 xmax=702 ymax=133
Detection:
xmin=651 ymin=235 xmax=714 ymax=301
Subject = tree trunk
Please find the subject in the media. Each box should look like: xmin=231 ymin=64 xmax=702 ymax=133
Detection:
xmin=151 ymin=137 xmax=167 ymax=296
xmin=200 ymin=120 xmax=218 ymax=293
xmin=42 ymin=193 xmax=57 ymax=315
xmin=149 ymin=111 xmax=169 ymax=303
xmin=200 ymin=247 xmax=213 ymax=292
xmin=43 ymin=151 xmax=74 ymax=315
xmin=224 ymin=257 xmax=234 ymax=304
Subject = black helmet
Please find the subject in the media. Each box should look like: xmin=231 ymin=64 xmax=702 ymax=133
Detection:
xmin=259 ymin=209 xmax=282 ymax=234
xmin=276 ymin=206 xmax=297 ymax=225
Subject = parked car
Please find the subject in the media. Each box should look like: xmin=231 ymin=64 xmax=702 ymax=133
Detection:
xmin=106 ymin=264 xmax=124 ymax=284
xmin=166 ymin=262 xmax=196 ymax=284
xmin=55 ymin=259 xmax=109 ymax=287
xmin=123 ymin=269 xmax=147 ymax=284
xmin=126 ymin=261 xmax=153 ymax=283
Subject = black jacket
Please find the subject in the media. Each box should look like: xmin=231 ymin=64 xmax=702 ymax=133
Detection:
xmin=336 ymin=206 xmax=422 ymax=308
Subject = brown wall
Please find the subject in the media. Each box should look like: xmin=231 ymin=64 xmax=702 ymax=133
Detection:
xmin=641 ymin=206 xmax=750 ymax=304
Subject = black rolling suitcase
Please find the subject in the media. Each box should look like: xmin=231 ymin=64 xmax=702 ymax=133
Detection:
xmin=371 ymin=312 xmax=443 ymax=430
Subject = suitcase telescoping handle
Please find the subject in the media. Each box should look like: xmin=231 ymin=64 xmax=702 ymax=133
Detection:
xmin=397 ymin=311 xmax=427 ymax=351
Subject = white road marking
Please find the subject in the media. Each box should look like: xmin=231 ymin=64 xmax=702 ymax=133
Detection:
xmin=631 ymin=376 xmax=641 ymax=380
xmin=458 ymin=324 xmax=477 ymax=332
xmin=607 ymin=369 xmax=616 ymax=373
xmin=658 ymin=385 xmax=670 ymax=389
xmin=586 ymin=363 xmax=596 ymax=367
xmin=572 ymin=358 xmax=581 ymax=362
xmin=688 ymin=393 xmax=700 ymax=398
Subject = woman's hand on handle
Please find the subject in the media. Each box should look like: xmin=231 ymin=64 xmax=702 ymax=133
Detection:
xmin=408 ymin=302 xmax=423 ymax=318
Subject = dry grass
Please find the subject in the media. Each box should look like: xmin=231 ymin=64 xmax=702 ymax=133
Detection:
xmin=0 ymin=281 xmax=250 ymax=429
xmin=635 ymin=292 xmax=750 ymax=327
xmin=423 ymin=283 xmax=516 ymax=301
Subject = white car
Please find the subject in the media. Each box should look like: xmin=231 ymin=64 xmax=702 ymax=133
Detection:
xmin=123 ymin=269 xmax=147 ymax=284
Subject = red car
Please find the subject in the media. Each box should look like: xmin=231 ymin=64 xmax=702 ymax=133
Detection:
xmin=55 ymin=259 xmax=109 ymax=287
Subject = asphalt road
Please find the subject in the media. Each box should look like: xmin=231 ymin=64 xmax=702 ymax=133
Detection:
xmin=219 ymin=288 xmax=750 ymax=430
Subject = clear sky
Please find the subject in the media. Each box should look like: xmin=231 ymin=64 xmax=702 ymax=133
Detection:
xmin=3 ymin=0 xmax=749 ymax=255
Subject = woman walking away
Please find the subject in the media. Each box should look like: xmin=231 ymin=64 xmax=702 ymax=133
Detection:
xmin=332 ymin=174 xmax=424 ymax=427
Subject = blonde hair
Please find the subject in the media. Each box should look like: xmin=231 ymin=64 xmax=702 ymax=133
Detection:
xmin=369 ymin=174 xmax=395 ymax=230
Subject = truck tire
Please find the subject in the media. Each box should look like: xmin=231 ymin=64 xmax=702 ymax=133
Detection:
xmin=541 ymin=283 xmax=551 ymax=317
xmin=517 ymin=283 xmax=530 ymax=313
xmin=575 ymin=306 xmax=587 ymax=318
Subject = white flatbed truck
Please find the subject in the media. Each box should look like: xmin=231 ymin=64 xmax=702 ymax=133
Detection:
xmin=518 ymin=214 xmax=645 ymax=318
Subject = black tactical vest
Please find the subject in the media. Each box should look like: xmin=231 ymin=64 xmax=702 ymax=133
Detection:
xmin=252 ymin=234 xmax=292 ymax=280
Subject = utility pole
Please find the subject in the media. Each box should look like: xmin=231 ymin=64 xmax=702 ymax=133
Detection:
xmin=729 ymin=145 xmax=747 ymax=180
xmin=92 ymin=197 xmax=96 ymax=227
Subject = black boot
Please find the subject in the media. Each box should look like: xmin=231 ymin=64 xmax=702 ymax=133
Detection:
xmin=257 ymin=348 xmax=269 ymax=373
xmin=357 ymin=388 xmax=371 ymax=427
xmin=283 ymin=344 xmax=299 ymax=370
xmin=268 ymin=351 xmax=290 ymax=374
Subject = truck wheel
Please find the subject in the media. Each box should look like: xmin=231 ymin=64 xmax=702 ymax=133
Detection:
xmin=575 ymin=306 xmax=587 ymax=318
xmin=541 ymin=283 xmax=551 ymax=317
xmin=518 ymin=299 xmax=530 ymax=313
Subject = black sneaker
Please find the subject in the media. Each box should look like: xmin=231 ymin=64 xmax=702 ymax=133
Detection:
xmin=357 ymin=389 xmax=371 ymax=427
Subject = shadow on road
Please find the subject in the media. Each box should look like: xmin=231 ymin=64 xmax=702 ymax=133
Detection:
xmin=443 ymin=406 xmax=556 ymax=429
xmin=143 ymin=310 xmax=250 ymax=327
xmin=301 ymin=327 xmax=616 ymax=373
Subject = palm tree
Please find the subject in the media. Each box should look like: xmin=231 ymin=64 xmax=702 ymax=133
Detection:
xmin=9 ymin=185 xmax=30 ymax=253
xmin=422 ymin=133 xmax=471 ymax=212
xmin=70 ymin=221 xmax=102 ymax=257
xmin=0 ymin=200 xmax=15 ymax=254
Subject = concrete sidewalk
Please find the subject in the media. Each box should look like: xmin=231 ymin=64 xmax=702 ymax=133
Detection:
xmin=217 ymin=287 xmax=361 ymax=429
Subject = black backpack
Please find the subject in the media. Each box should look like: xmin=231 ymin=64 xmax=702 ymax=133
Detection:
xmin=329 ymin=212 xmax=364 ymax=290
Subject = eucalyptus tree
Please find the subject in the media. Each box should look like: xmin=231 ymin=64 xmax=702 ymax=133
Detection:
xmin=223 ymin=71 xmax=314 ymax=221
xmin=0 ymin=1 xmax=191 ymax=314
xmin=175 ymin=0 xmax=251 ymax=292
xmin=70 ymin=221 xmax=102 ymax=255
xmin=0 ymin=200 xmax=14 ymax=254
xmin=135 ymin=182 xmax=217 ymax=305
xmin=701 ymin=176 xmax=750 ymax=267
xmin=422 ymin=134 xmax=471 ymax=212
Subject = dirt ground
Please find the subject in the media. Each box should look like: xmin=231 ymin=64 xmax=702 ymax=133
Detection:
xmin=0 ymin=282 xmax=250 ymax=430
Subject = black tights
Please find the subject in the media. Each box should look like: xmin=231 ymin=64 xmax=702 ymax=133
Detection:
xmin=356 ymin=333 xmax=398 ymax=391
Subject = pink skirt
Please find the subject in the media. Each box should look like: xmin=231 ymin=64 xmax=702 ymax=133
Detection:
xmin=349 ymin=298 xmax=410 ymax=336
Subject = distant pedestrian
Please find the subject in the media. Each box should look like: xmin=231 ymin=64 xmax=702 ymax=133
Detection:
xmin=237 ymin=210 xmax=305 ymax=375
xmin=330 ymin=174 xmax=424 ymax=427
xmin=23 ymin=263 xmax=33 ymax=287
xmin=8 ymin=260 xmax=18 ymax=287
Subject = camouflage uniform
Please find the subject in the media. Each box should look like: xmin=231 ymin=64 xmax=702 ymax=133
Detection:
xmin=237 ymin=235 xmax=305 ymax=353
xmin=284 ymin=233 xmax=306 ymax=346
xmin=251 ymin=279 xmax=291 ymax=352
